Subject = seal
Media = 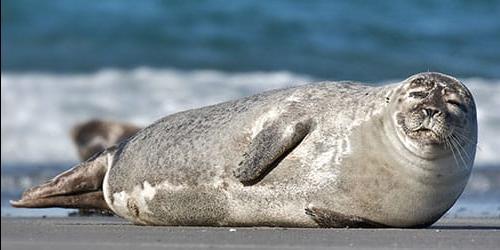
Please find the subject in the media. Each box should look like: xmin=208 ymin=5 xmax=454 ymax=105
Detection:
xmin=11 ymin=72 xmax=477 ymax=228
xmin=71 ymin=119 xmax=141 ymax=161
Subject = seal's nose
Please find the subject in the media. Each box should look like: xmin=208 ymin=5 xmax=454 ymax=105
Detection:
xmin=423 ymin=108 xmax=439 ymax=118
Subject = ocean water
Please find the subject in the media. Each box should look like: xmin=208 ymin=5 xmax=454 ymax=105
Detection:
xmin=1 ymin=0 xmax=500 ymax=217
xmin=2 ymin=0 xmax=500 ymax=80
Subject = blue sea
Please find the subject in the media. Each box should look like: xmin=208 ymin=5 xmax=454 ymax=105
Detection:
xmin=1 ymin=0 xmax=499 ymax=218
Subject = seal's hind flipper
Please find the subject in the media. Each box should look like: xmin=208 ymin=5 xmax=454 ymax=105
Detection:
xmin=10 ymin=148 xmax=115 ymax=210
xmin=305 ymin=206 xmax=387 ymax=228
xmin=233 ymin=119 xmax=311 ymax=185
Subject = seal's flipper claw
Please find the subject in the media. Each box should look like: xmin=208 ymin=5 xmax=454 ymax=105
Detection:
xmin=10 ymin=150 xmax=111 ymax=210
xmin=305 ymin=206 xmax=387 ymax=228
xmin=234 ymin=119 xmax=311 ymax=185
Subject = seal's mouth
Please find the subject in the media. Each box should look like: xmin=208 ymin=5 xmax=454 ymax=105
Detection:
xmin=411 ymin=127 xmax=433 ymax=135
xmin=396 ymin=111 xmax=448 ymax=145
xmin=407 ymin=127 xmax=443 ymax=145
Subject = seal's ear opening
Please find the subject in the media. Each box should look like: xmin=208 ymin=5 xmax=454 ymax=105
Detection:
xmin=10 ymin=152 xmax=110 ymax=210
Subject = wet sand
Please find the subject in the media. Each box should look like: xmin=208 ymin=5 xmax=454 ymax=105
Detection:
xmin=1 ymin=217 xmax=499 ymax=250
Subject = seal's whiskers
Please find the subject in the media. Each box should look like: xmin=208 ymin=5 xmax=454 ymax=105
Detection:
xmin=448 ymin=134 xmax=469 ymax=170
xmin=452 ymin=128 xmax=480 ymax=150
xmin=450 ymin=133 xmax=474 ymax=169
xmin=444 ymin=135 xmax=461 ymax=170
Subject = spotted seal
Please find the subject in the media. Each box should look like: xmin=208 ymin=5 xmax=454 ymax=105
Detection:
xmin=11 ymin=72 xmax=477 ymax=228
xmin=71 ymin=119 xmax=141 ymax=161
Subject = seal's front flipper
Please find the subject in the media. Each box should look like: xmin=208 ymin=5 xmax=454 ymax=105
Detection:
xmin=10 ymin=148 xmax=114 ymax=210
xmin=305 ymin=206 xmax=387 ymax=228
xmin=234 ymin=119 xmax=311 ymax=185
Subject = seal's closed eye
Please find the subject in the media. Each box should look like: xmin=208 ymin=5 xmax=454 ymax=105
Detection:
xmin=409 ymin=91 xmax=428 ymax=98
xmin=446 ymin=100 xmax=467 ymax=112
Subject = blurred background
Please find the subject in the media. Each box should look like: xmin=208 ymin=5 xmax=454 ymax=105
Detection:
xmin=1 ymin=0 xmax=499 ymax=217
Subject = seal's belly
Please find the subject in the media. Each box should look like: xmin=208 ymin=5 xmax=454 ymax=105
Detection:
xmin=105 ymin=174 xmax=315 ymax=226
xmin=106 ymin=182 xmax=229 ymax=225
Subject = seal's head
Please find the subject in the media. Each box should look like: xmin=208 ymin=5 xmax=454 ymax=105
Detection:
xmin=391 ymin=72 xmax=477 ymax=161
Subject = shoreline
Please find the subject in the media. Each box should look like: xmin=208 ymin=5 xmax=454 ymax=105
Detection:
xmin=2 ymin=217 xmax=499 ymax=250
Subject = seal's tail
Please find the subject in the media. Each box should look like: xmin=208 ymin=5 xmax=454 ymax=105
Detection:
xmin=10 ymin=149 xmax=112 ymax=210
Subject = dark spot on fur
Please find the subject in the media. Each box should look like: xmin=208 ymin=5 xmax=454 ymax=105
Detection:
xmin=221 ymin=181 xmax=229 ymax=191
xmin=127 ymin=198 xmax=140 ymax=217
xmin=410 ymin=78 xmax=424 ymax=88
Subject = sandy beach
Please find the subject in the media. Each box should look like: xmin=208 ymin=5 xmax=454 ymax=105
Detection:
xmin=1 ymin=216 xmax=499 ymax=250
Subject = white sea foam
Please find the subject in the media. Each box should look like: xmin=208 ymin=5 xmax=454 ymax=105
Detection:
xmin=1 ymin=68 xmax=499 ymax=167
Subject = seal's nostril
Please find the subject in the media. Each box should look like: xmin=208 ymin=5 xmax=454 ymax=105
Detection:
xmin=423 ymin=108 xmax=439 ymax=117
